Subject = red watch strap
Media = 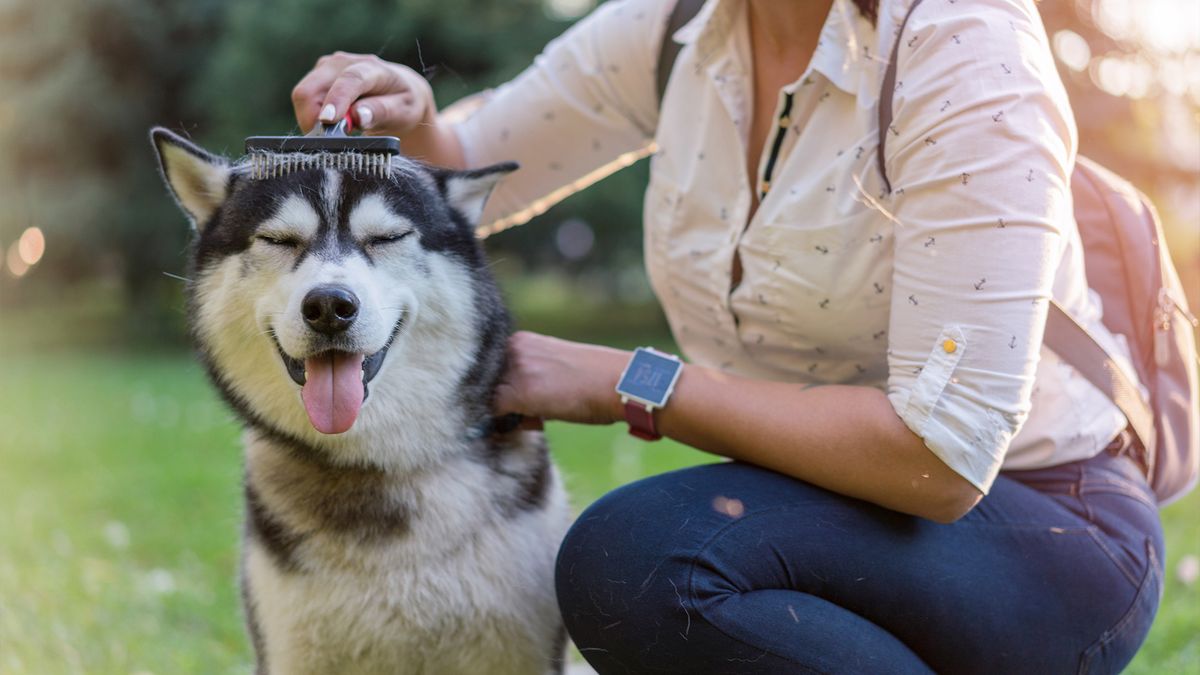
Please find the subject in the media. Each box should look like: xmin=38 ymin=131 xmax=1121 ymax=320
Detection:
xmin=624 ymin=400 xmax=661 ymax=441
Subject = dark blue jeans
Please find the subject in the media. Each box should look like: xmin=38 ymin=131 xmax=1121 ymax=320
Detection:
xmin=556 ymin=444 xmax=1163 ymax=674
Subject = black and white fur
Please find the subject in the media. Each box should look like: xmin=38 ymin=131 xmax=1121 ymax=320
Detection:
xmin=151 ymin=128 xmax=570 ymax=674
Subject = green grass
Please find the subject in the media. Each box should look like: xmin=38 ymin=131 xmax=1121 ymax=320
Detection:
xmin=0 ymin=351 xmax=1196 ymax=674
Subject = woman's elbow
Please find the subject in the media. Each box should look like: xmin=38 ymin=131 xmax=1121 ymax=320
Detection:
xmin=924 ymin=476 xmax=984 ymax=524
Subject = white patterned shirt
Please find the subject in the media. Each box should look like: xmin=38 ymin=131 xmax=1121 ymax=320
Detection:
xmin=454 ymin=0 xmax=1136 ymax=493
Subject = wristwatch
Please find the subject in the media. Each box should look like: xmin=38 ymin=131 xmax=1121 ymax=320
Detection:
xmin=615 ymin=347 xmax=684 ymax=441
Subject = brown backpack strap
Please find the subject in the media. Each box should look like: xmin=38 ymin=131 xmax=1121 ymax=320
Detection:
xmin=657 ymin=0 xmax=706 ymax=106
xmin=1044 ymin=302 xmax=1157 ymax=469
xmin=876 ymin=1 xmax=1157 ymax=465
xmin=876 ymin=0 xmax=925 ymax=194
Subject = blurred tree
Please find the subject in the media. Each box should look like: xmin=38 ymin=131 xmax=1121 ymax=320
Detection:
xmin=193 ymin=0 xmax=645 ymax=285
xmin=1039 ymin=0 xmax=1200 ymax=302
xmin=0 ymin=0 xmax=227 ymax=315
xmin=196 ymin=0 xmax=564 ymax=147
xmin=1040 ymin=1 xmax=1198 ymax=180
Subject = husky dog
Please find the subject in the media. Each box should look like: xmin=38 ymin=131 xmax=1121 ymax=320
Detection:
xmin=151 ymin=128 xmax=570 ymax=675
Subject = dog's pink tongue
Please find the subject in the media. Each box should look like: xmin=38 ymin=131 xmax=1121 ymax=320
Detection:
xmin=301 ymin=352 xmax=365 ymax=434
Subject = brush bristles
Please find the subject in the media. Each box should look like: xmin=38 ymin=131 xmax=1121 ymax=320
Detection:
xmin=246 ymin=152 xmax=393 ymax=179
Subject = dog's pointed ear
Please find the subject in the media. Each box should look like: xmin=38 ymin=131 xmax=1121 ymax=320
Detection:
xmin=150 ymin=127 xmax=231 ymax=230
xmin=439 ymin=162 xmax=518 ymax=224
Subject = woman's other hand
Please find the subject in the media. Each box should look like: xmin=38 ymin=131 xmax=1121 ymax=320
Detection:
xmin=494 ymin=331 xmax=630 ymax=426
xmin=292 ymin=52 xmax=435 ymax=137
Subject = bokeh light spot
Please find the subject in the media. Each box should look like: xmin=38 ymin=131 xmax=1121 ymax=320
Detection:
xmin=1093 ymin=55 xmax=1133 ymax=96
xmin=1177 ymin=554 xmax=1199 ymax=586
xmin=712 ymin=495 xmax=746 ymax=519
xmin=1053 ymin=30 xmax=1092 ymax=72
xmin=555 ymin=218 xmax=595 ymax=261
xmin=544 ymin=0 xmax=595 ymax=21
xmin=1096 ymin=0 xmax=1200 ymax=55
xmin=6 ymin=244 xmax=29 ymax=277
xmin=17 ymin=226 xmax=44 ymax=266
xmin=103 ymin=521 xmax=131 ymax=550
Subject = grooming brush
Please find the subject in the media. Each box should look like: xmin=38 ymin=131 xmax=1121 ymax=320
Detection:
xmin=244 ymin=114 xmax=401 ymax=179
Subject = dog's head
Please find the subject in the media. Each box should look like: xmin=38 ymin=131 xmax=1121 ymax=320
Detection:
xmin=151 ymin=128 xmax=514 ymax=452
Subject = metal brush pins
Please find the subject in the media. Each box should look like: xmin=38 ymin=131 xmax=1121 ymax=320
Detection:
xmin=244 ymin=116 xmax=401 ymax=179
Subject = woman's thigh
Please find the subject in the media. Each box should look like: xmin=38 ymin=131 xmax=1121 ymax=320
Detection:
xmin=555 ymin=460 xmax=1162 ymax=674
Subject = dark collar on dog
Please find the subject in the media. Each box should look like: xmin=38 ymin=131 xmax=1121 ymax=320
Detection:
xmin=468 ymin=413 xmax=527 ymax=441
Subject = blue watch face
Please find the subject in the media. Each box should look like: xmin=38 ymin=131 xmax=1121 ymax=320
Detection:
xmin=617 ymin=349 xmax=682 ymax=406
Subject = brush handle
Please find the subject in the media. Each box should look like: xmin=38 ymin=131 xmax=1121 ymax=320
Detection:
xmin=307 ymin=113 xmax=356 ymax=137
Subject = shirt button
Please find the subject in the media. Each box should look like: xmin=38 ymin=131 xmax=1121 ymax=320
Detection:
xmin=943 ymin=339 xmax=958 ymax=354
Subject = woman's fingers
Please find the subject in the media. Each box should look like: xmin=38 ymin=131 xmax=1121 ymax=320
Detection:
xmin=319 ymin=59 xmax=403 ymax=124
xmin=292 ymin=72 xmax=333 ymax=133
xmin=351 ymin=92 xmax=425 ymax=134
xmin=292 ymin=53 xmax=358 ymax=131
xmin=492 ymin=380 xmax=525 ymax=417
xmin=493 ymin=331 xmax=629 ymax=425
xmin=291 ymin=52 xmax=428 ymax=135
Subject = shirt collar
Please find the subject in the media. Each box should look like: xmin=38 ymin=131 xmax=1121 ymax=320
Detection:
xmin=671 ymin=0 xmax=722 ymax=45
xmin=674 ymin=0 xmax=877 ymax=97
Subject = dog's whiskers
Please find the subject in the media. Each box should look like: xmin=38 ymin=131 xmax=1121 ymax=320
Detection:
xmin=259 ymin=315 xmax=286 ymax=339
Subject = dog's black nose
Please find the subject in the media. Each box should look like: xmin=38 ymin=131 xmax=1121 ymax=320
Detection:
xmin=302 ymin=285 xmax=359 ymax=335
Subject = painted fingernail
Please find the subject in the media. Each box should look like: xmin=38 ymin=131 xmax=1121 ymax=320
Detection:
xmin=356 ymin=105 xmax=374 ymax=129
xmin=319 ymin=103 xmax=336 ymax=122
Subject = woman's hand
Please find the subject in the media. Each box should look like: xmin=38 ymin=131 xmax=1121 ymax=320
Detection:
xmin=292 ymin=52 xmax=435 ymax=137
xmin=494 ymin=331 xmax=630 ymax=426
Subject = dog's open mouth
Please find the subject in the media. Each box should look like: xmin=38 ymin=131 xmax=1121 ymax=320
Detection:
xmin=274 ymin=318 xmax=403 ymax=435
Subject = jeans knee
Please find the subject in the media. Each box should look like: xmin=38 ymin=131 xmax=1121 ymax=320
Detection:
xmin=553 ymin=464 xmax=864 ymax=672
xmin=554 ymin=462 xmax=768 ymax=620
xmin=554 ymin=472 xmax=706 ymax=642
xmin=554 ymin=485 xmax=644 ymax=617
xmin=554 ymin=492 xmax=693 ymax=672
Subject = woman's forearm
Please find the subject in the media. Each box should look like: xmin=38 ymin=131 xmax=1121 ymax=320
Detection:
xmin=650 ymin=364 xmax=983 ymax=523
xmin=401 ymin=119 xmax=466 ymax=169
xmin=495 ymin=332 xmax=981 ymax=523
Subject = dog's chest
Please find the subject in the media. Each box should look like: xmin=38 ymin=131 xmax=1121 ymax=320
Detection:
xmin=244 ymin=464 xmax=569 ymax=675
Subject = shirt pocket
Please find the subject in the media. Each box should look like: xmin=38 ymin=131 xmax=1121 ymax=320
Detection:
xmin=739 ymin=211 xmax=892 ymax=349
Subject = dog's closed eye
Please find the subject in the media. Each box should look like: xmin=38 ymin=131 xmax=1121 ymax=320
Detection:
xmin=256 ymin=233 xmax=302 ymax=248
xmin=367 ymin=231 xmax=413 ymax=247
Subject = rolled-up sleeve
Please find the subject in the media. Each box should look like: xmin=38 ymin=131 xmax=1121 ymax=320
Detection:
xmin=883 ymin=0 xmax=1076 ymax=493
xmin=452 ymin=0 xmax=671 ymax=226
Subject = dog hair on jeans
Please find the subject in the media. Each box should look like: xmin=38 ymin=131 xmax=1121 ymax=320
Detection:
xmin=151 ymin=128 xmax=570 ymax=675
